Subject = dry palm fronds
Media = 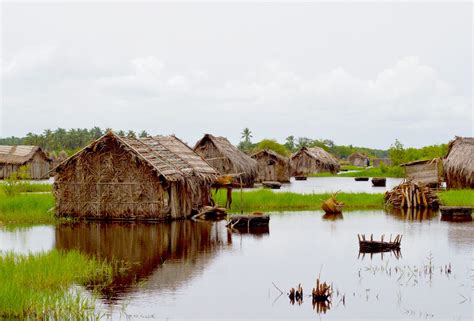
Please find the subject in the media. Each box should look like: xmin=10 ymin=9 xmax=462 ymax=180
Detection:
xmin=312 ymin=278 xmax=332 ymax=301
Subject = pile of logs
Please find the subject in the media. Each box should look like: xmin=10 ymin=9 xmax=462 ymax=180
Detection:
xmin=384 ymin=180 xmax=439 ymax=209
xmin=192 ymin=206 xmax=227 ymax=220
xmin=226 ymin=213 xmax=270 ymax=229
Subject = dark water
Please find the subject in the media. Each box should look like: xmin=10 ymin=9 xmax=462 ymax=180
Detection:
xmin=0 ymin=210 xmax=472 ymax=320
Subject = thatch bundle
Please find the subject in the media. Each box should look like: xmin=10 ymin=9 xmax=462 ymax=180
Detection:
xmin=347 ymin=152 xmax=368 ymax=167
xmin=290 ymin=147 xmax=340 ymax=176
xmin=53 ymin=131 xmax=218 ymax=220
xmin=384 ymin=180 xmax=439 ymax=209
xmin=0 ymin=145 xmax=51 ymax=179
xmin=251 ymin=149 xmax=290 ymax=183
xmin=194 ymin=134 xmax=258 ymax=187
xmin=443 ymin=136 xmax=474 ymax=189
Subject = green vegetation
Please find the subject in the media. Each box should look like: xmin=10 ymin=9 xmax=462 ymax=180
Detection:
xmin=253 ymin=139 xmax=291 ymax=156
xmin=0 ymin=250 xmax=114 ymax=319
xmin=0 ymin=192 xmax=55 ymax=225
xmin=438 ymin=190 xmax=474 ymax=207
xmin=214 ymin=189 xmax=385 ymax=212
xmin=388 ymin=139 xmax=447 ymax=165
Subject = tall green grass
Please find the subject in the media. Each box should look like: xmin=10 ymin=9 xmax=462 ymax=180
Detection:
xmin=438 ymin=190 xmax=474 ymax=207
xmin=0 ymin=250 xmax=113 ymax=319
xmin=0 ymin=193 xmax=55 ymax=225
xmin=214 ymin=189 xmax=385 ymax=212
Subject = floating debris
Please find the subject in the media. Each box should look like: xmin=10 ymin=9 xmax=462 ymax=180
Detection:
xmin=262 ymin=181 xmax=282 ymax=189
xmin=312 ymin=278 xmax=332 ymax=302
xmin=354 ymin=177 xmax=369 ymax=181
xmin=358 ymin=234 xmax=402 ymax=253
xmin=294 ymin=176 xmax=307 ymax=181
xmin=372 ymin=177 xmax=386 ymax=187
xmin=440 ymin=206 xmax=473 ymax=221
xmin=226 ymin=213 xmax=270 ymax=229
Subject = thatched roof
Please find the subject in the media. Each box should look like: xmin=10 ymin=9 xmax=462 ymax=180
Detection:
xmin=292 ymin=146 xmax=339 ymax=167
xmin=443 ymin=136 xmax=474 ymax=188
xmin=0 ymin=145 xmax=51 ymax=165
xmin=55 ymin=131 xmax=218 ymax=182
xmin=194 ymin=134 xmax=258 ymax=176
xmin=251 ymin=149 xmax=289 ymax=163
xmin=348 ymin=152 xmax=368 ymax=161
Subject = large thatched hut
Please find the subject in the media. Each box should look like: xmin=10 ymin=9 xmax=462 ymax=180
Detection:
xmin=401 ymin=159 xmax=443 ymax=187
xmin=290 ymin=146 xmax=340 ymax=176
xmin=53 ymin=131 xmax=218 ymax=220
xmin=0 ymin=145 xmax=51 ymax=179
xmin=251 ymin=149 xmax=290 ymax=183
xmin=347 ymin=152 xmax=369 ymax=167
xmin=193 ymin=134 xmax=258 ymax=187
xmin=443 ymin=136 xmax=474 ymax=189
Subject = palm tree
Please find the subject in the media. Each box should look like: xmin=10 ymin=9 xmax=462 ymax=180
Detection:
xmin=241 ymin=128 xmax=252 ymax=143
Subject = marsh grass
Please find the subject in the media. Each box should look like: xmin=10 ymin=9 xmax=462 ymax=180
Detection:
xmin=0 ymin=192 xmax=55 ymax=225
xmin=438 ymin=190 xmax=474 ymax=207
xmin=214 ymin=189 xmax=385 ymax=212
xmin=0 ymin=250 xmax=114 ymax=319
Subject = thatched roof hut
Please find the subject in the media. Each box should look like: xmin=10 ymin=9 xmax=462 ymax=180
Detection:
xmin=0 ymin=145 xmax=51 ymax=179
xmin=401 ymin=159 xmax=443 ymax=187
xmin=53 ymin=131 xmax=218 ymax=220
xmin=348 ymin=152 xmax=369 ymax=167
xmin=290 ymin=147 xmax=340 ymax=176
xmin=251 ymin=149 xmax=290 ymax=183
xmin=443 ymin=136 xmax=474 ymax=189
xmin=372 ymin=158 xmax=392 ymax=167
xmin=194 ymin=134 xmax=258 ymax=187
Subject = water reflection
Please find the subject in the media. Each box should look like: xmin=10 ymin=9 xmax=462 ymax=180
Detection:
xmin=227 ymin=225 xmax=270 ymax=238
xmin=322 ymin=213 xmax=343 ymax=221
xmin=385 ymin=207 xmax=438 ymax=221
xmin=55 ymin=221 xmax=230 ymax=300
xmin=358 ymin=249 xmax=402 ymax=260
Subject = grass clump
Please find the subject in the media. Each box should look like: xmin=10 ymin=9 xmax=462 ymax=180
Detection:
xmin=0 ymin=192 xmax=55 ymax=225
xmin=214 ymin=189 xmax=384 ymax=212
xmin=438 ymin=190 xmax=474 ymax=207
xmin=0 ymin=250 xmax=113 ymax=319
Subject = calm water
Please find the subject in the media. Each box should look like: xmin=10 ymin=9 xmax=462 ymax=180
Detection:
xmin=264 ymin=177 xmax=404 ymax=194
xmin=0 ymin=210 xmax=472 ymax=321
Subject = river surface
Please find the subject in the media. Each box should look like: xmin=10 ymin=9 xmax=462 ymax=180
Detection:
xmin=0 ymin=210 xmax=472 ymax=321
xmin=258 ymin=177 xmax=404 ymax=194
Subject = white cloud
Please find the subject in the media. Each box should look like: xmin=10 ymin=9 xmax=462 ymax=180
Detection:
xmin=1 ymin=48 xmax=471 ymax=147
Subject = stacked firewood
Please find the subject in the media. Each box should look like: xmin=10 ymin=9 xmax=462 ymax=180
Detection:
xmin=384 ymin=180 xmax=439 ymax=209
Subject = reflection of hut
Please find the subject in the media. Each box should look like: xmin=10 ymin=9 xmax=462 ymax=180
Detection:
xmin=0 ymin=145 xmax=51 ymax=179
xmin=290 ymin=147 xmax=340 ymax=176
xmin=55 ymin=220 xmax=228 ymax=299
xmin=251 ymin=149 xmax=290 ymax=183
xmin=443 ymin=137 xmax=474 ymax=189
xmin=401 ymin=159 xmax=443 ymax=187
xmin=53 ymin=131 xmax=218 ymax=220
xmin=194 ymin=134 xmax=258 ymax=187
xmin=372 ymin=158 xmax=392 ymax=167
xmin=347 ymin=152 xmax=368 ymax=167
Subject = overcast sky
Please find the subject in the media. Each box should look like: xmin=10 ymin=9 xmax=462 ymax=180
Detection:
xmin=1 ymin=2 xmax=472 ymax=148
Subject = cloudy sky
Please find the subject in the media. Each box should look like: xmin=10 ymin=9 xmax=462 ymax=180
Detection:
xmin=1 ymin=2 xmax=472 ymax=148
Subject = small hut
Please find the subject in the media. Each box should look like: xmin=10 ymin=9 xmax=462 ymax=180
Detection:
xmin=290 ymin=147 xmax=340 ymax=176
xmin=0 ymin=145 xmax=51 ymax=179
xmin=193 ymin=134 xmax=258 ymax=187
xmin=53 ymin=131 xmax=218 ymax=220
xmin=373 ymin=158 xmax=392 ymax=167
xmin=347 ymin=152 xmax=369 ymax=167
xmin=400 ymin=159 xmax=443 ymax=187
xmin=251 ymin=149 xmax=290 ymax=183
xmin=443 ymin=136 xmax=474 ymax=189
